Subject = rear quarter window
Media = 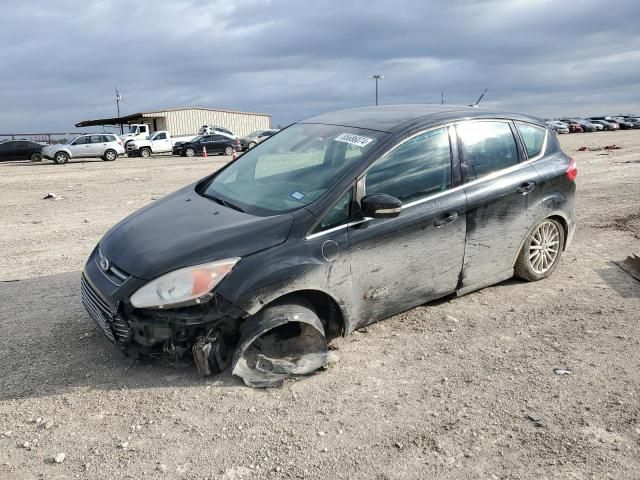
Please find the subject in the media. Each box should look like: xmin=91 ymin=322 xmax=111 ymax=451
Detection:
xmin=516 ymin=123 xmax=547 ymax=158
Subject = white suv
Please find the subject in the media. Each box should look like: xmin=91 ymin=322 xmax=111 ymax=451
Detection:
xmin=42 ymin=134 xmax=125 ymax=164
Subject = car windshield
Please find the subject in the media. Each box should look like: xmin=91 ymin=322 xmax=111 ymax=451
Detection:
xmin=247 ymin=130 xmax=263 ymax=138
xmin=201 ymin=123 xmax=387 ymax=216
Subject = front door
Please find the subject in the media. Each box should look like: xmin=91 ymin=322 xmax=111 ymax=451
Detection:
xmin=455 ymin=120 xmax=543 ymax=289
xmin=347 ymin=126 xmax=467 ymax=327
xmin=69 ymin=136 xmax=91 ymax=157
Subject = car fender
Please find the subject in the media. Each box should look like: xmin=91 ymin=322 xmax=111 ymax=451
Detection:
xmin=216 ymin=243 xmax=357 ymax=334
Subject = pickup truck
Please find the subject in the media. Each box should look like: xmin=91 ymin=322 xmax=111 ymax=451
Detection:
xmin=126 ymin=131 xmax=195 ymax=157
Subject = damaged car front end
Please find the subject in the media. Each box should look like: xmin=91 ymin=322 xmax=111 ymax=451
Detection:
xmin=82 ymin=105 xmax=577 ymax=388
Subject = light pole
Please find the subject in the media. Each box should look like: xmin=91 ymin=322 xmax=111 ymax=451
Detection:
xmin=369 ymin=74 xmax=383 ymax=105
xmin=115 ymin=87 xmax=123 ymax=135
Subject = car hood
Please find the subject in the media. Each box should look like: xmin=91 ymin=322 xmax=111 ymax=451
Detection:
xmin=100 ymin=184 xmax=294 ymax=280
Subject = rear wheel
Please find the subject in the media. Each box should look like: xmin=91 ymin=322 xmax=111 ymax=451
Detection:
xmin=103 ymin=149 xmax=117 ymax=161
xmin=30 ymin=152 xmax=43 ymax=162
xmin=248 ymin=141 xmax=256 ymax=149
xmin=224 ymin=146 xmax=234 ymax=156
xmin=515 ymin=219 xmax=565 ymax=281
xmin=53 ymin=152 xmax=69 ymax=164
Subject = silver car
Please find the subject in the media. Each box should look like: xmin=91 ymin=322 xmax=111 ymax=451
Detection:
xmin=243 ymin=129 xmax=279 ymax=149
xmin=42 ymin=134 xmax=125 ymax=164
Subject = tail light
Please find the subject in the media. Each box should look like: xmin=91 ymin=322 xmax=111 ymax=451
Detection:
xmin=566 ymin=157 xmax=577 ymax=181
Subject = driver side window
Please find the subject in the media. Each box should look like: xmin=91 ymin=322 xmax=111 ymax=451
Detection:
xmin=365 ymin=127 xmax=452 ymax=203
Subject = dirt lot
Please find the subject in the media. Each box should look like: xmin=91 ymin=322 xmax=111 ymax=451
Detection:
xmin=1 ymin=132 xmax=639 ymax=480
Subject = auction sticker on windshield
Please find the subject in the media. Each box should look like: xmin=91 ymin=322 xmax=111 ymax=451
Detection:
xmin=334 ymin=133 xmax=374 ymax=148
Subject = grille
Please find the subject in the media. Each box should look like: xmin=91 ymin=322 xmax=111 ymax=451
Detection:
xmin=81 ymin=275 xmax=131 ymax=344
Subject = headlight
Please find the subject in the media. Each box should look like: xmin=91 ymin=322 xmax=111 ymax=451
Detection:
xmin=129 ymin=258 xmax=239 ymax=309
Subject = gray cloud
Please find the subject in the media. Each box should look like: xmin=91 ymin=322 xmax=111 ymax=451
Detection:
xmin=1 ymin=0 xmax=639 ymax=133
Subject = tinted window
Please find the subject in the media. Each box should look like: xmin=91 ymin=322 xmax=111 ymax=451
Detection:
xmin=155 ymin=132 xmax=167 ymax=140
xmin=212 ymin=135 xmax=226 ymax=141
xmin=516 ymin=123 xmax=546 ymax=158
xmin=106 ymin=135 xmax=118 ymax=142
xmin=73 ymin=136 xmax=90 ymax=145
xmin=457 ymin=121 xmax=518 ymax=180
xmin=14 ymin=141 xmax=29 ymax=147
xmin=316 ymin=189 xmax=352 ymax=232
xmin=365 ymin=127 xmax=452 ymax=203
xmin=90 ymin=135 xmax=104 ymax=144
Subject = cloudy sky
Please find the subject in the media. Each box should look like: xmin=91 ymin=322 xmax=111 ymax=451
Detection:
xmin=1 ymin=0 xmax=639 ymax=133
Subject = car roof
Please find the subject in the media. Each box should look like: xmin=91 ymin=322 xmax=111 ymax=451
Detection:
xmin=300 ymin=104 xmax=545 ymax=133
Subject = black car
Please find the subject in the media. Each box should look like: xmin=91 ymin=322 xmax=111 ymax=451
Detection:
xmin=172 ymin=134 xmax=241 ymax=157
xmin=82 ymin=105 xmax=577 ymax=387
xmin=0 ymin=140 xmax=44 ymax=162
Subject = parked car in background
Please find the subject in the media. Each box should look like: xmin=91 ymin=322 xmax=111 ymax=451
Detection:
xmin=41 ymin=134 xmax=125 ymax=164
xmin=243 ymin=129 xmax=280 ymax=149
xmin=198 ymin=125 xmax=235 ymax=137
xmin=626 ymin=118 xmax=640 ymax=129
xmin=589 ymin=119 xmax=619 ymax=131
xmin=565 ymin=122 xmax=583 ymax=133
xmin=545 ymin=121 xmax=569 ymax=134
xmin=81 ymin=104 xmax=577 ymax=387
xmin=126 ymin=131 xmax=192 ymax=157
xmin=172 ymin=134 xmax=241 ymax=157
xmin=611 ymin=117 xmax=635 ymax=129
xmin=0 ymin=140 xmax=44 ymax=162
xmin=562 ymin=118 xmax=598 ymax=132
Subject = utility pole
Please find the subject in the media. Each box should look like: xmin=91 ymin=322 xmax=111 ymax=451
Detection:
xmin=369 ymin=74 xmax=383 ymax=106
xmin=115 ymin=87 xmax=123 ymax=135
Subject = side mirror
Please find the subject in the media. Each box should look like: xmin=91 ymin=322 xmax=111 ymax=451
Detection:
xmin=360 ymin=194 xmax=402 ymax=219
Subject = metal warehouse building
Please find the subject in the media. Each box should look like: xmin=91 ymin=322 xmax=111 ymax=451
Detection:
xmin=76 ymin=106 xmax=271 ymax=137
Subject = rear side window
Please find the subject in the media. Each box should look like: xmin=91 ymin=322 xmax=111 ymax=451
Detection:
xmin=457 ymin=121 xmax=518 ymax=180
xmin=516 ymin=123 xmax=546 ymax=158
xmin=365 ymin=127 xmax=452 ymax=203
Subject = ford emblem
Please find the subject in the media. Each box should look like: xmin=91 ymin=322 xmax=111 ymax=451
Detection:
xmin=99 ymin=257 xmax=110 ymax=272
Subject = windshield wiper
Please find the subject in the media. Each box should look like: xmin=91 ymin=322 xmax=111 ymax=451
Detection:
xmin=207 ymin=195 xmax=245 ymax=213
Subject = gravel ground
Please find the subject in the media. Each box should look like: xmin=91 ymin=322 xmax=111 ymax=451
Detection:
xmin=1 ymin=132 xmax=639 ymax=480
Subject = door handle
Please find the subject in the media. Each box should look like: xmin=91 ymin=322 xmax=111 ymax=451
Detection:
xmin=434 ymin=211 xmax=458 ymax=227
xmin=517 ymin=181 xmax=536 ymax=195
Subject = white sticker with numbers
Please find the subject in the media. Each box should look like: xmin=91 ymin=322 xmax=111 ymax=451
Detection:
xmin=334 ymin=133 xmax=374 ymax=148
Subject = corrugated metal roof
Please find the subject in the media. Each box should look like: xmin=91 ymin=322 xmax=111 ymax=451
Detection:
xmin=76 ymin=106 xmax=270 ymax=127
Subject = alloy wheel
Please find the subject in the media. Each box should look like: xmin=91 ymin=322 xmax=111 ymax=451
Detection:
xmin=529 ymin=220 xmax=560 ymax=274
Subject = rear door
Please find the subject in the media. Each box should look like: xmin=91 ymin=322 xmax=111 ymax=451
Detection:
xmin=12 ymin=141 xmax=29 ymax=159
xmin=0 ymin=141 xmax=16 ymax=160
xmin=89 ymin=135 xmax=108 ymax=157
xmin=456 ymin=120 xmax=542 ymax=290
xmin=347 ymin=126 xmax=467 ymax=326
xmin=209 ymin=135 xmax=227 ymax=153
